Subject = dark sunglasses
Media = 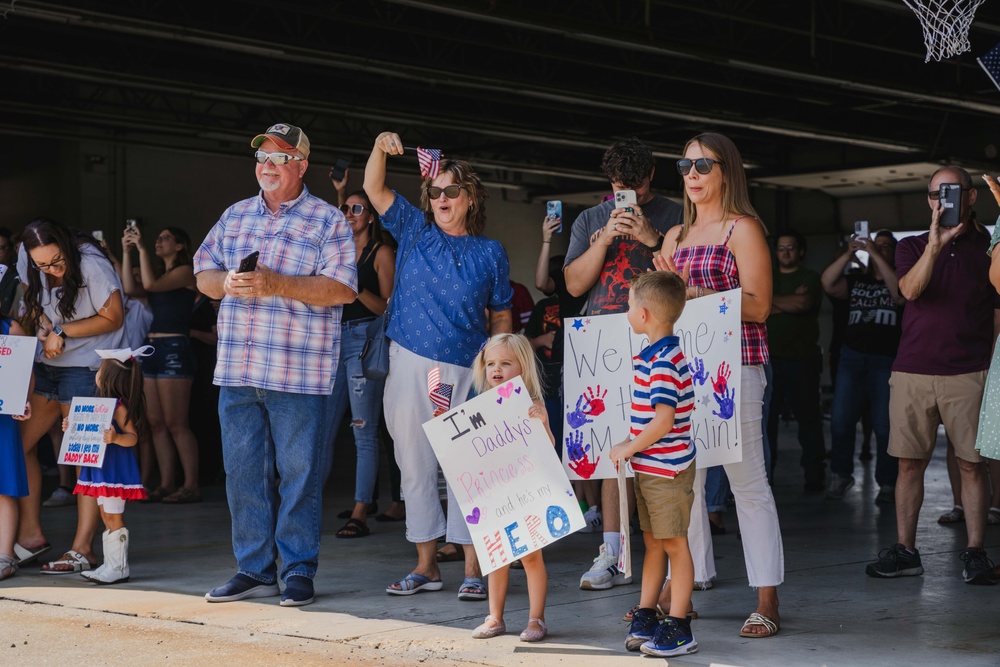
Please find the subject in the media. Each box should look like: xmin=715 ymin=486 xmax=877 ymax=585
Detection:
xmin=426 ymin=184 xmax=466 ymax=200
xmin=927 ymin=187 xmax=970 ymax=200
xmin=254 ymin=151 xmax=303 ymax=166
xmin=339 ymin=204 xmax=367 ymax=216
xmin=677 ymin=158 xmax=723 ymax=176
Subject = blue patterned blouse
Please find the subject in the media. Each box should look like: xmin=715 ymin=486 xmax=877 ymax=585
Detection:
xmin=382 ymin=192 xmax=514 ymax=367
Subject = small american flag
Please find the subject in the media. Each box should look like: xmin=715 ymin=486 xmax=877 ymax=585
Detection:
xmin=417 ymin=147 xmax=442 ymax=179
xmin=978 ymin=42 xmax=1000 ymax=93
xmin=428 ymin=367 xmax=453 ymax=411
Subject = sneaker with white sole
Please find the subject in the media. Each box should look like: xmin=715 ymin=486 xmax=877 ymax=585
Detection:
xmin=42 ymin=486 xmax=76 ymax=507
xmin=639 ymin=616 xmax=698 ymax=658
xmin=579 ymin=542 xmax=631 ymax=590
xmin=578 ymin=507 xmax=602 ymax=533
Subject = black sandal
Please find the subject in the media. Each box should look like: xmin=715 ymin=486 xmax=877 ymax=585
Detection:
xmin=335 ymin=518 xmax=371 ymax=538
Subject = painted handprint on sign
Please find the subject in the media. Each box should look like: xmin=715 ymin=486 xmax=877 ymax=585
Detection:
xmin=711 ymin=361 xmax=731 ymax=395
xmin=690 ymin=358 xmax=709 ymax=386
xmin=565 ymin=431 xmax=600 ymax=479
xmin=712 ymin=387 xmax=736 ymax=420
xmin=583 ymin=385 xmax=608 ymax=417
xmin=566 ymin=394 xmax=595 ymax=429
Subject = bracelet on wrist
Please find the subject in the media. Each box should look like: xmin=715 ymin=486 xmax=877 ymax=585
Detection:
xmin=645 ymin=235 xmax=664 ymax=252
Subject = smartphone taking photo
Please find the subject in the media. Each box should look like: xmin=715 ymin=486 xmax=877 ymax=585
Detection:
xmin=546 ymin=200 xmax=562 ymax=233
xmin=614 ymin=189 xmax=637 ymax=213
xmin=853 ymin=220 xmax=869 ymax=239
xmin=938 ymin=183 xmax=961 ymax=228
xmin=330 ymin=157 xmax=350 ymax=183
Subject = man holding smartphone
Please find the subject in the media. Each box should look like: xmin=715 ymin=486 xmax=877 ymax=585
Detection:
xmin=866 ymin=166 xmax=1000 ymax=585
xmin=564 ymin=137 xmax=682 ymax=590
xmin=194 ymin=123 xmax=358 ymax=606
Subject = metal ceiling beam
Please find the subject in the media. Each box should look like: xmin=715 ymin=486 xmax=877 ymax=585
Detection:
xmin=385 ymin=0 xmax=1000 ymax=117
xmin=6 ymin=1 xmax=922 ymax=152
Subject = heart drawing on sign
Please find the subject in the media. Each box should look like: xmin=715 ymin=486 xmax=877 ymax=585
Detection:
xmin=466 ymin=507 xmax=481 ymax=524
xmin=515 ymin=387 xmax=521 ymax=394
xmin=498 ymin=383 xmax=514 ymax=399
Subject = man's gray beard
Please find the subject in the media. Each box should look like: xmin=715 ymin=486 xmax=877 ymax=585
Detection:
xmin=258 ymin=177 xmax=281 ymax=192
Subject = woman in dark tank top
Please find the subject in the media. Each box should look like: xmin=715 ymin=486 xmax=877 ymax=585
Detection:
xmin=121 ymin=225 xmax=201 ymax=505
xmin=323 ymin=188 xmax=398 ymax=538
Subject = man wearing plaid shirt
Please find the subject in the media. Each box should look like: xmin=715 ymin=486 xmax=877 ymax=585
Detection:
xmin=194 ymin=123 xmax=357 ymax=607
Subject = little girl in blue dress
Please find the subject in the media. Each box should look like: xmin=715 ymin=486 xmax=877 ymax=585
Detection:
xmin=0 ymin=316 xmax=33 ymax=581
xmin=63 ymin=346 xmax=149 ymax=584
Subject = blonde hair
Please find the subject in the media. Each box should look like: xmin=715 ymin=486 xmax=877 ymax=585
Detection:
xmin=472 ymin=333 xmax=545 ymax=400
xmin=677 ymin=133 xmax=763 ymax=243
xmin=630 ymin=270 xmax=686 ymax=324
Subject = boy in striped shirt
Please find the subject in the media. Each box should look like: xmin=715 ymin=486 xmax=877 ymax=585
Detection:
xmin=610 ymin=270 xmax=697 ymax=657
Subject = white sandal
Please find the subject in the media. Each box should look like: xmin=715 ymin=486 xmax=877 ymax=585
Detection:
xmin=519 ymin=617 xmax=547 ymax=642
xmin=0 ymin=554 xmax=17 ymax=581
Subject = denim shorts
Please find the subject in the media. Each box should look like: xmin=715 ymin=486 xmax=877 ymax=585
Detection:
xmin=140 ymin=336 xmax=196 ymax=379
xmin=33 ymin=362 xmax=98 ymax=404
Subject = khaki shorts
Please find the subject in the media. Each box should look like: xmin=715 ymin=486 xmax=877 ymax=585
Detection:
xmin=634 ymin=465 xmax=695 ymax=539
xmin=888 ymin=370 xmax=987 ymax=463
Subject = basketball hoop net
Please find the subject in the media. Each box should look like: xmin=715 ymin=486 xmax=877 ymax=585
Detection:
xmin=903 ymin=0 xmax=986 ymax=62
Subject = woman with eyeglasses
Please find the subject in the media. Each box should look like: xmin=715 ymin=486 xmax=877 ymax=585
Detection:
xmin=120 ymin=225 xmax=201 ymax=505
xmin=364 ymin=131 xmax=514 ymax=600
xmin=14 ymin=217 xmax=127 ymax=574
xmin=650 ymin=133 xmax=784 ymax=638
xmin=318 ymin=189 xmax=397 ymax=538
xmin=821 ymin=229 xmax=903 ymax=504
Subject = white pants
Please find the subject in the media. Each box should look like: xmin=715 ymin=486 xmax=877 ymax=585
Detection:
xmin=685 ymin=365 xmax=785 ymax=588
xmin=383 ymin=342 xmax=475 ymax=544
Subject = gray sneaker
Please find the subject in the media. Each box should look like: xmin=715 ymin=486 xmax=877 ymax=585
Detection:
xmin=826 ymin=475 xmax=854 ymax=499
xmin=866 ymin=543 xmax=923 ymax=578
xmin=960 ymin=548 xmax=997 ymax=585
xmin=42 ymin=487 xmax=76 ymax=507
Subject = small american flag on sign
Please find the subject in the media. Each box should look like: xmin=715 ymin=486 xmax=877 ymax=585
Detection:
xmin=417 ymin=147 xmax=442 ymax=179
xmin=428 ymin=367 xmax=453 ymax=411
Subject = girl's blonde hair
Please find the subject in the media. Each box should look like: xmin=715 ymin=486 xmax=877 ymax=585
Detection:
xmin=472 ymin=333 xmax=545 ymax=400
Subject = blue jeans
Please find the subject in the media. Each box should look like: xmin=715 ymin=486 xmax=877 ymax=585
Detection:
xmin=322 ymin=319 xmax=385 ymax=504
xmin=767 ymin=356 xmax=826 ymax=485
xmin=218 ymin=386 xmax=328 ymax=583
xmin=829 ymin=346 xmax=897 ymax=488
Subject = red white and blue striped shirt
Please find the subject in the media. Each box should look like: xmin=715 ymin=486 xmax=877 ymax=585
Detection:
xmin=629 ymin=335 xmax=696 ymax=478
xmin=193 ymin=185 xmax=357 ymax=395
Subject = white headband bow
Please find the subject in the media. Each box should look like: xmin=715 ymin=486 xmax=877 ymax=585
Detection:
xmin=95 ymin=345 xmax=155 ymax=363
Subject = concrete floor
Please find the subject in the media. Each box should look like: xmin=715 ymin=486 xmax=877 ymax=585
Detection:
xmin=2 ymin=421 xmax=999 ymax=666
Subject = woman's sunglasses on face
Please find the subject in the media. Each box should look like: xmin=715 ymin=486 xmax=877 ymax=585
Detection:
xmin=426 ymin=184 xmax=466 ymax=200
xmin=677 ymin=157 xmax=723 ymax=176
xmin=340 ymin=204 xmax=367 ymax=216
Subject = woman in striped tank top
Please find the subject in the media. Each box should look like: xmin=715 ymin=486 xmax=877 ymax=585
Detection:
xmin=652 ymin=133 xmax=784 ymax=638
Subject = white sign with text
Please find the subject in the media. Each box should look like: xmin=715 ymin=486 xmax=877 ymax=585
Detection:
xmin=0 ymin=334 xmax=36 ymax=417
xmin=423 ymin=375 xmax=585 ymax=575
xmin=562 ymin=289 xmax=744 ymax=480
xmin=58 ymin=397 xmax=118 ymax=468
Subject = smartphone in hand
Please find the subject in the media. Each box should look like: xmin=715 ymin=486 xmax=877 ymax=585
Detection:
xmin=546 ymin=200 xmax=562 ymax=233
xmin=238 ymin=251 xmax=260 ymax=273
xmin=330 ymin=157 xmax=350 ymax=182
xmin=938 ymin=183 xmax=961 ymax=228
xmin=853 ymin=220 xmax=869 ymax=239
xmin=614 ymin=190 xmax=637 ymax=213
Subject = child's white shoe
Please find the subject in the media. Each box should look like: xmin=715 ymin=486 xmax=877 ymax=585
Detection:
xmin=82 ymin=528 xmax=130 ymax=585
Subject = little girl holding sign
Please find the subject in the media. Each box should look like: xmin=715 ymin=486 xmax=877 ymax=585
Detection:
xmin=0 ymin=316 xmax=34 ymax=581
xmin=468 ymin=333 xmax=554 ymax=642
xmin=62 ymin=347 xmax=149 ymax=584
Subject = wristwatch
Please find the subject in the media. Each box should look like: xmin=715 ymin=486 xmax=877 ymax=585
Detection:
xmin=645 ymin=234 xmax=664 ymax=252
xmin=53 ymin=324 xmax=67 ymax=339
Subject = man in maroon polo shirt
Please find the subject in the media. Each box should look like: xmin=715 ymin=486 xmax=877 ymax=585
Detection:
xmin=866 ymin=165 xmax=1000 ymax=585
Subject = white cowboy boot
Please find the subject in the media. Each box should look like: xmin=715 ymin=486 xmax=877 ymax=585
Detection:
xmin=82 ymin=528 xmax=130 ymax=584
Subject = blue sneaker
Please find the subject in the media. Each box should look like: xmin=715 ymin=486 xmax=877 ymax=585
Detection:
xmin=280 ymin=575 xmax=315 ymax=607
xmin=625 ymin=607 xmax=659 ymax=651
xmin=205 ymin=573 xmax=279 ymax=603
xmin=639 ymin=616 xmax=698 ymax=658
